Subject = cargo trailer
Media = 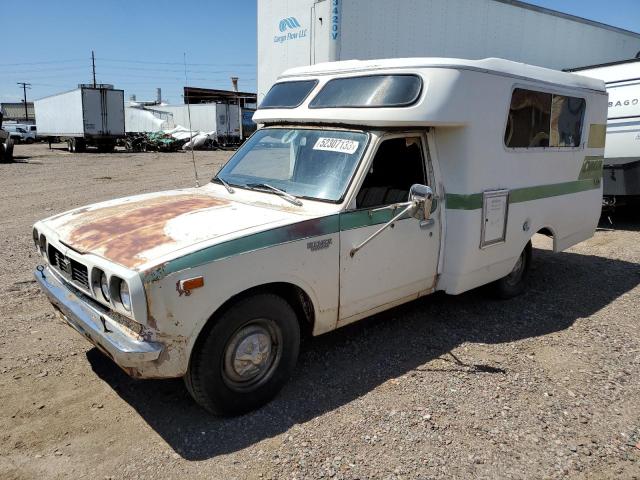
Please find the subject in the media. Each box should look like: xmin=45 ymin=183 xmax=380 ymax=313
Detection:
xmin=149 ymin=103 xmax=241 ymax=145
xmin=570 ymin=59 xmax=640 ymax=207
xmin=257 ymin=0 xmax=640 ymax=100
xmin=34 ymin=84 xmax=125 ymax=152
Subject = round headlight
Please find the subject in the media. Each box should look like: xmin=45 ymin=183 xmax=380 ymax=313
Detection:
xmin=100 ymin=272 xmax=110 ymax=302
xmin=119 ymin=281 xmax=131 ymax=311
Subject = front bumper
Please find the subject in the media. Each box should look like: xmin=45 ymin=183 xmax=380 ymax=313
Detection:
xmin=34 ymin=265 xmax=162 ymax=367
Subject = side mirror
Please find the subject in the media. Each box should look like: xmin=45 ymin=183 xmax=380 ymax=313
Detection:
xmin=409 ymin=184 xmax=433 ymax=221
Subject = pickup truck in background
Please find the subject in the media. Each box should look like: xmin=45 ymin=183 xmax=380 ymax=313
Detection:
xmin=3 ymin=124 xmax=37 ymax=144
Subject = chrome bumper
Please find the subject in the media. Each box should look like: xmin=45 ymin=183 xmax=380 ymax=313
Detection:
xmin=34 ymin=265 xmax=162 ymax=366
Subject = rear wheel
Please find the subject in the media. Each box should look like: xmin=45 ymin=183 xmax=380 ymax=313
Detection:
xmin=185 ymin=293 xmax=300 ymax=415
xmin=488 ymin=241 xmax=532 ymax=299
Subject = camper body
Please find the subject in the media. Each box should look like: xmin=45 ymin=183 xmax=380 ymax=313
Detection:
xmin=34 ymin=85 xmax=125 ymax=152
xmin=33 ymin=58 xmax=607 ymax=415
xmin=572 ymin=59 xmax=640 ymax=206
xmin=257 ymin=0 xmax=640 ymax=100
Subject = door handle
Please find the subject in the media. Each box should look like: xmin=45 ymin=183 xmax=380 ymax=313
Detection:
xmin=420 ymin=219 xmax=435 ymax=229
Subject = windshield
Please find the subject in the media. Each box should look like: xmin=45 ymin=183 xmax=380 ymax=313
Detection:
xmin=216 ymin=128 xmax=369 ymax=202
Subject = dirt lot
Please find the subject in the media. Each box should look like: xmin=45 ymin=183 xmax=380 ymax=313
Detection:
xmin=0 ymin=143 xmax=639 ymax=479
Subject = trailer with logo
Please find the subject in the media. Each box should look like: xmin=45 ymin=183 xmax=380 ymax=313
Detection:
xmin=257 ymin=0 xmax=640 ymax=100
xmin=34 ymin=84 xmax=125 ymax=153
xmin=570 ymin=59 xmax=640 ymax=207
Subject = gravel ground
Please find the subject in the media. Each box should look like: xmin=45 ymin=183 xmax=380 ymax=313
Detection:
xmin=0 ymin=143 xmax=639 ymax=480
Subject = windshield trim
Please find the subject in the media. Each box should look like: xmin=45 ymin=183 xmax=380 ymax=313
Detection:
xmin=213 ymin=126 xmax=372 ymax=205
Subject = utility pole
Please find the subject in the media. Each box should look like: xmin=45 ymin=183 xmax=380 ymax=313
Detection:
xmin=17 ymin=82 xmax=31 ymax=122
xmin=91 ymin=50 xmax=97 ymax=87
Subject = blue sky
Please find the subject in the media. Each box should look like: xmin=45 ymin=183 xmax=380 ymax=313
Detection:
xmin=1 ymin=0 xmax=638 ymax=105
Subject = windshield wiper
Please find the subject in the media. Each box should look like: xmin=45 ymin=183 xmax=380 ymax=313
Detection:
xmin=245 ymin=183 xmax=303 ymax=206
xmin=213 ymin=176 xmax=235 ymax=194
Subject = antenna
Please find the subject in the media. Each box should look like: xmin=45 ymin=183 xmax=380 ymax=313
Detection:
xmin=183 ymin=52 xmax=200 ymax=187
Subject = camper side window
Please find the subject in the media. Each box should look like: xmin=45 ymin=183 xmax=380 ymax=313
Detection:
xmin=504 ymin=88 xmax=585 ymax=148
xmin=356 ymin=137 xmax=426 ymax=209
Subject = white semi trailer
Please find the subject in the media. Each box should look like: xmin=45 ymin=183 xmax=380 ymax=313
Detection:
xmin=571 ymin=59 xmax=640 ymax=207
xmin=34 ymin=85 xmax=125 ymax=153
xmin=152 ymin=103 xmax=241 ymax=144
xmin=257 ymin=0 xmax=640 ymax=100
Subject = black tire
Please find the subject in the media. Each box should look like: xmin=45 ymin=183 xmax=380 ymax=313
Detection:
xmin=75 ymin=139 xmax=86 ymax=153
xmin=185 ymin=293 xmax=300 ymax=415
xmin=68 ymin=139 xmax=75 ymax=152
xmin=1 ymin=139 xmax=13 ymax=163
xmin=488 ymin=241 xmax=532 ymax=299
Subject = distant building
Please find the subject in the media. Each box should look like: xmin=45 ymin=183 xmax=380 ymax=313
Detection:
xmin=183 ymin=87 xmax=257 ymax=109
xmin=1 ymin=102 xmax=35 ymax=124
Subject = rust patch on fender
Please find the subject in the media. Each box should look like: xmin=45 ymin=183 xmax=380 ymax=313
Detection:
xmin=67 ymin=194 xmax=227 ymax=268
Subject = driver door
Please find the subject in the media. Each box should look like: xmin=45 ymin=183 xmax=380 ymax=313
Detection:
xmin=338 ymin=133 xmax=440 ymax=324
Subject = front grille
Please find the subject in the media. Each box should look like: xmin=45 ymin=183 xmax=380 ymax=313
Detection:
xmin=48 ymin=244 xmax=90 ymax=290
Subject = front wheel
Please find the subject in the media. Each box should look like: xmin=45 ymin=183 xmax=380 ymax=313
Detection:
xmin=185 ymin=293 xmax=300 ymax=415
xmin=488 ymin=241 xmax=532 ymax=299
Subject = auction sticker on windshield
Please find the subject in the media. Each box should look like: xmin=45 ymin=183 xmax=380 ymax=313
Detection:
xmin=313 ymin=137 xmax=359 ymax=154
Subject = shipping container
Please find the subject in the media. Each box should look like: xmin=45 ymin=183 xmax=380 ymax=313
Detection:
xmin=257 ymin=0 xmax=640 ymax=100
xmin=34 ymin=85 xmax=125 ymax=152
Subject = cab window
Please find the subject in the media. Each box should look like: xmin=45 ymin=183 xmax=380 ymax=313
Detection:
xmin=356 ymin=137 xmax=426 ymax=209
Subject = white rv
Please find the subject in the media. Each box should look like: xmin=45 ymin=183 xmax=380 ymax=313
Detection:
xmin=571 ymin=59 xmax=640 ymax=206
xmin=33 ymin=58 xmax=607 ymax=415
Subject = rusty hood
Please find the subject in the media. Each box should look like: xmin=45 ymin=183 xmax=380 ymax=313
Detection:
xmin=41 ymin=188 xmax=303 ymax=270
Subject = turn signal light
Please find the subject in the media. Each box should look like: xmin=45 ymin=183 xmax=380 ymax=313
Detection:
xmin=177 ymin=276 xmax=204 ymax=296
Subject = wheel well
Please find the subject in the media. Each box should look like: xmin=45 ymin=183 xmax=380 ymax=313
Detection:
xmin=536 ymin=227 xmax=557 ymax=251
xmin=202 ymin=283 xmax=315 ymax=341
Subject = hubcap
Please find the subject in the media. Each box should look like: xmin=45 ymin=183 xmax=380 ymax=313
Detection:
xmin=222 ymin=320 xmax=281 ymax=391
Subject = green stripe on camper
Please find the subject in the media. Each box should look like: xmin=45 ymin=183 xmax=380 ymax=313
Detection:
xmin=444 ymin=193 xmax=483 ymax=210
xmin=446 ymin=178 xmax=601 ymax=211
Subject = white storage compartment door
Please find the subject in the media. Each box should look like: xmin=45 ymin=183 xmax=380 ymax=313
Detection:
xmin=82 ymin=89 xmax=103 ymax=135
xmin=106 ymin=90 xmax=125 ymax=136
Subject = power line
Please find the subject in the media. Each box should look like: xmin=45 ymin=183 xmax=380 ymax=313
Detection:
xmin=98 ymin=57 xmax=255 ymax=67
xmin=2 ymin=59 xmax=85 ymax=66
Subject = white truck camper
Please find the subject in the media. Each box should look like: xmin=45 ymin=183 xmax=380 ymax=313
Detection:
xmin=570 ymin=59 xmax=640 ymax=207
xmin=33 ymin=58 xmax=607 ymax=415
